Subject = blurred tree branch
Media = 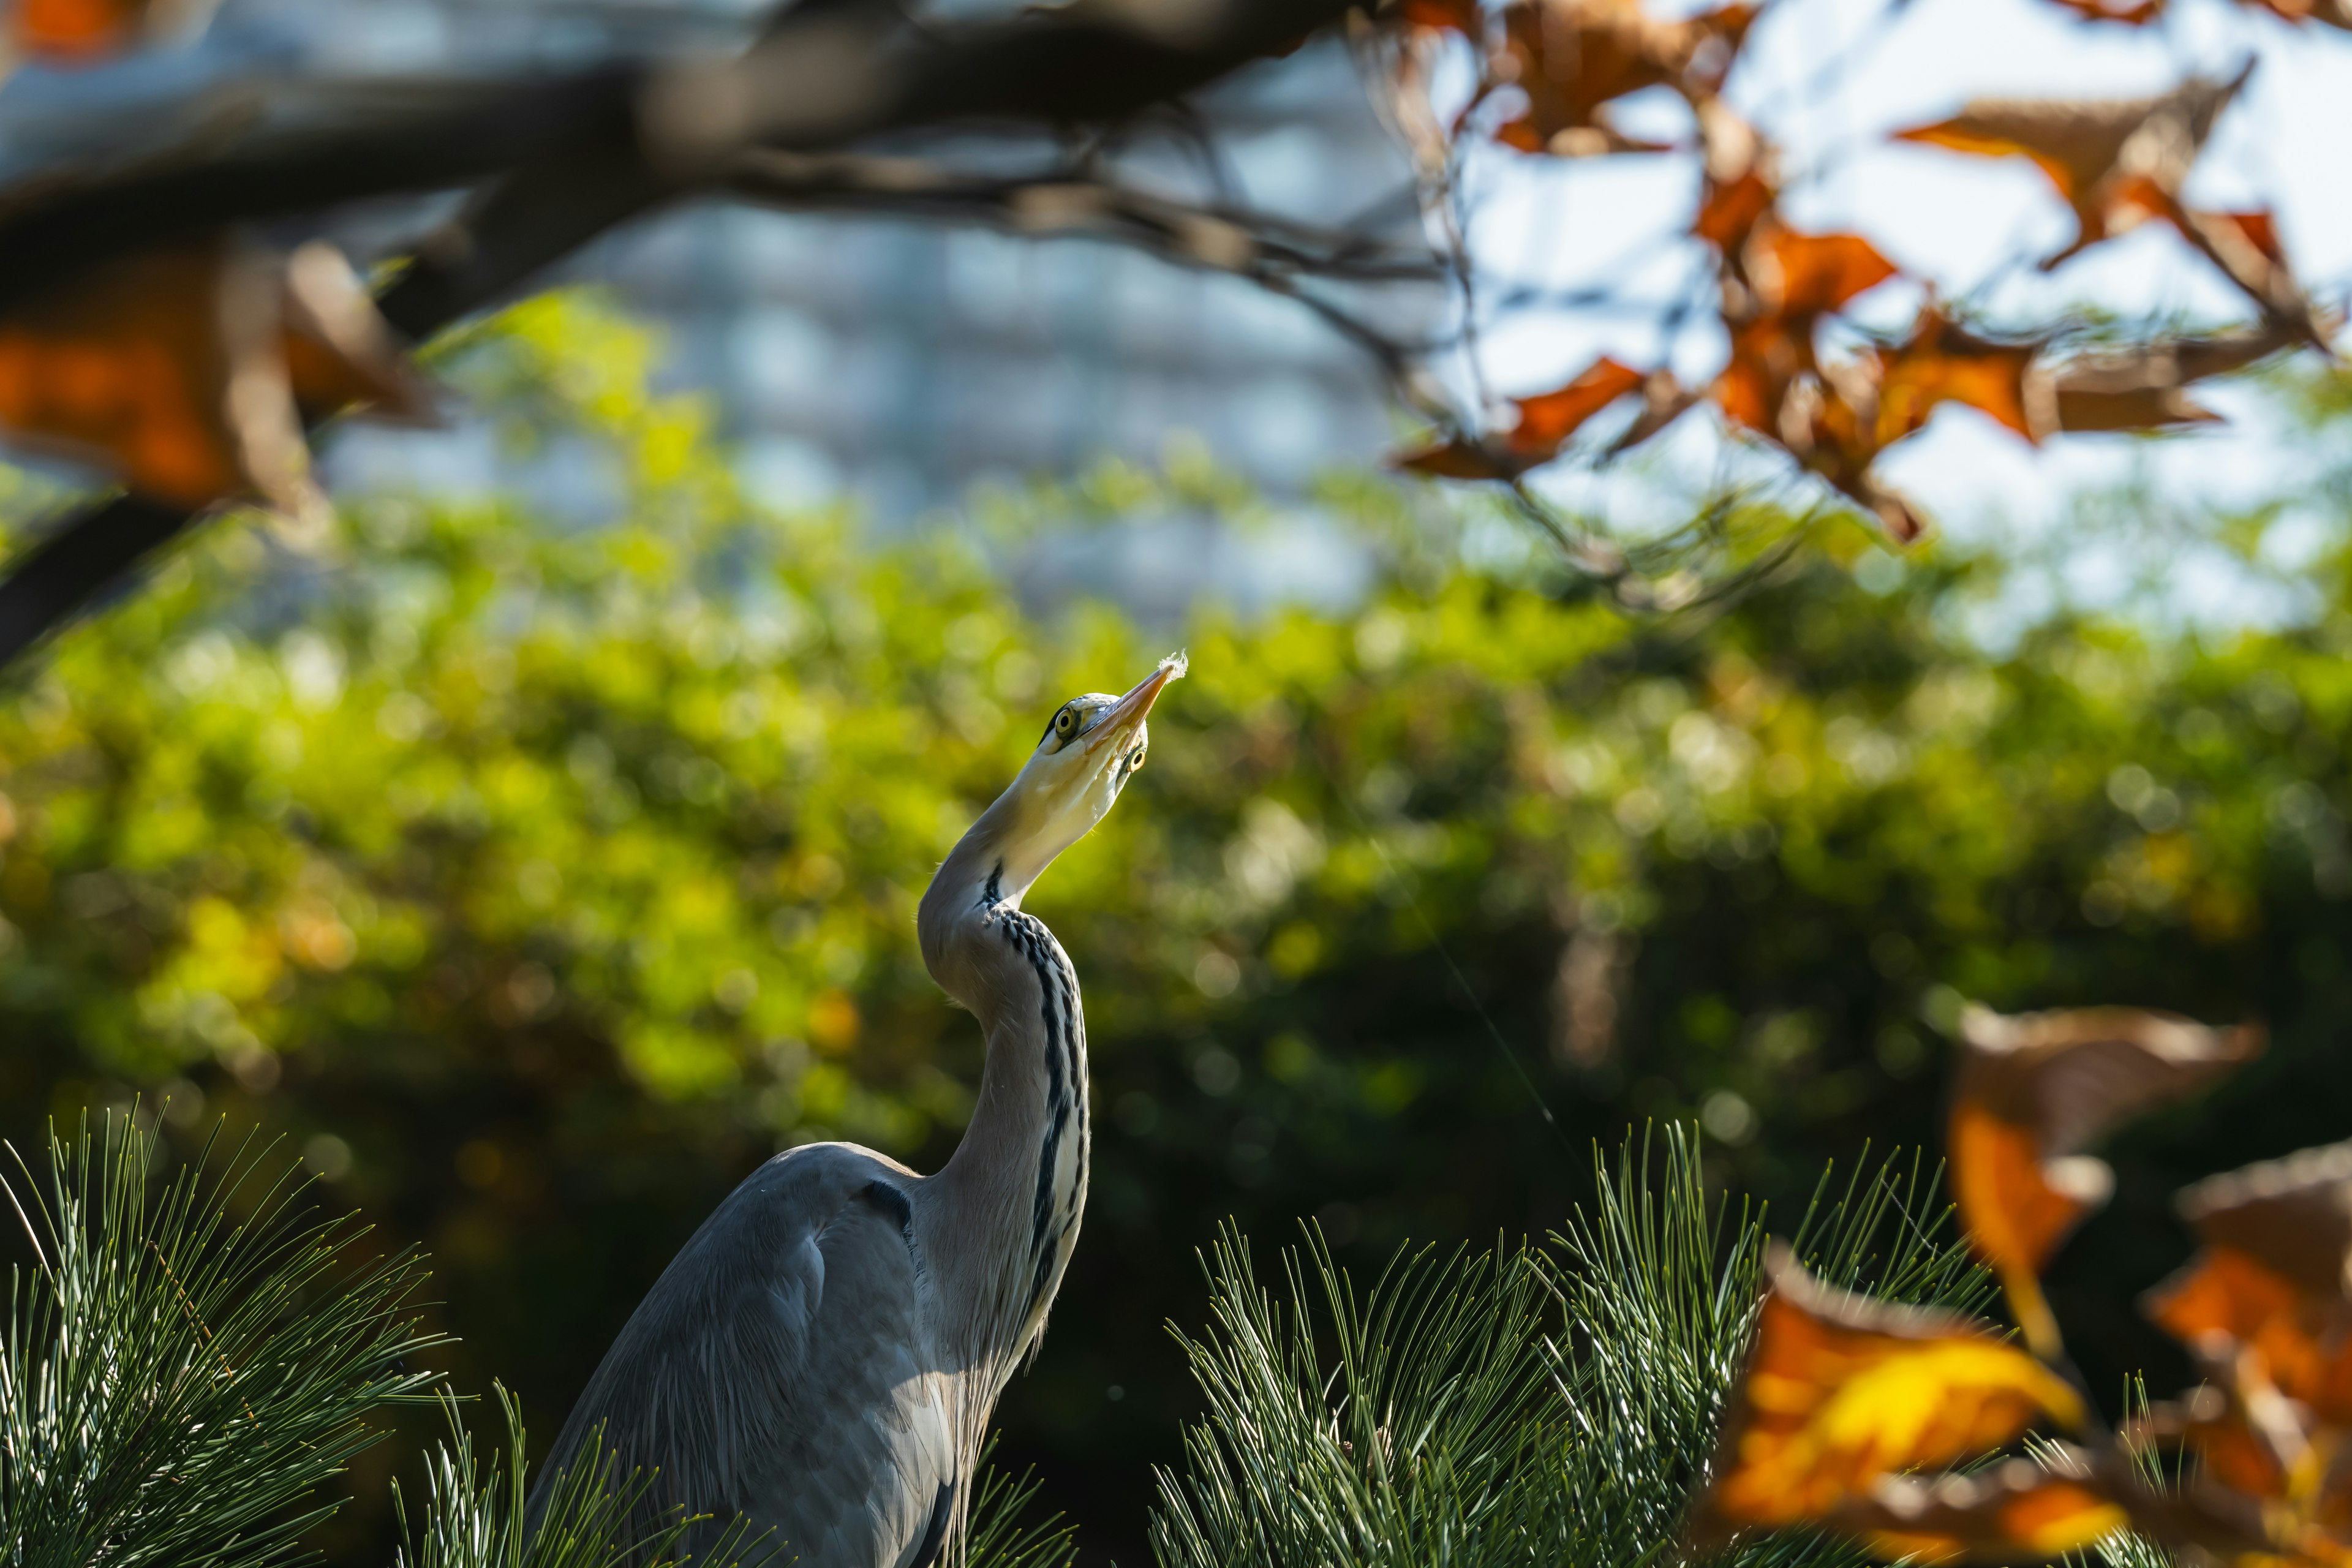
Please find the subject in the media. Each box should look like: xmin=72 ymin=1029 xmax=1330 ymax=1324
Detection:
xmin=0 ymin=0 xmax=1374 ymax=668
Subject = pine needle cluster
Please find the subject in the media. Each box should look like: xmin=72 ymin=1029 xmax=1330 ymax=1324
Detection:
xmin=1 ymin=1114 xmax=442 ymax=1567
xmin=1147 ymin=1130 xmax=1995 ymax=1568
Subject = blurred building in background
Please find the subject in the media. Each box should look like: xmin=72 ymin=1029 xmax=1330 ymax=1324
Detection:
xmin=161 ymin=0 xmax=1420 ymax=612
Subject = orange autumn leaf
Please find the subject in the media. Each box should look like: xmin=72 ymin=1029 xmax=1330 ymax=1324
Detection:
xmin=1951 ymin=1003 xmax=2263 ymax=1358
xmin=0 ymin=236 xmax=429 ymax=518
xmin=1696 ymin=168 xmax=1776 ymax=250
xmin=2149 ymin=1142 xmax=2352 ymax=1422
xmin=2175 ymin=1140 xmax=2352 ymax=1311
xmin=1513 ymin=357 xmax=1648 ymax=447
xmin=1393 ymin=356 xmax=1644 ymax=478
xmin=1873 ymin=307 xmax=2050 ymax=448
xmin=1715 ymin=315 xmax=1811 ymax=434
xmin=1684 ymin=1244 xmax=2087 ymax=1544
xmin=1829 ymin=1451 xmax=2134 ymax=1565
xmin=1749 ymin=228 xmax=1899 ymax=316
xmin=1894 ymin=68 xmax=2248 ymax=269
xmin=1711 ymin=228 xmax=1896 ymax=439
xmin=15 ymin=0 xmax=143 ymax=57
xmin=0 ymin=240 xmax=288 ymax=511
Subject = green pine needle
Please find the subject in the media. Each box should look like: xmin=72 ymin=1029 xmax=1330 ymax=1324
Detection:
xmin=1148 ymin=1126 xmax=1993 ymax=1568
xmin=963 ymin=1443 xmax=1080 ymax=1568
xmin=392 ymin=1385 xmax=779 ymax=1568
xmin=1 ymin=1111 xmax=445 ymax=1568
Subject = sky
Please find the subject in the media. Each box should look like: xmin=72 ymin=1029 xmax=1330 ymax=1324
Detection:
xmin=1447 ymin=0 xmax=2352 ymax=617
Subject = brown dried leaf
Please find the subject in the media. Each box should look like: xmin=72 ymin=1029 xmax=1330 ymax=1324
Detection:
xmin=0 ymin=237 xmax=426 ymax=518
xmin=2172 ymin=208 xmax=2332 ymax=347
xmin=0 ymin=239 xmax=305 ymax=513
xmin=1873 ymin=307 xmax=2050 ymax=447
xmin=1490 ymin=0 xmax=1755 ymax=156
xmin=2149 ymin=1142 xmax=2352 ymax=1422
xmin=2052 ymin=325 xmax=2298 ymax=432
xmin=1749 ymin=227 xmax=1899 ymax=315
xmin=2181 ymin=1141 xmax=2352 ymax=1306
xmin=1684 ymin=1244 xmax=2087 ymax=1544
xmin=1951 ymin=1003 xmax=2263 ymax=1357
xmin=1393 ymin=355 xmax=1646 ymax=478
xmin=1894 ymin=68 xmax=2249 ymax=268
xmin=1696 ymin=167 xmax=1776 ymax=250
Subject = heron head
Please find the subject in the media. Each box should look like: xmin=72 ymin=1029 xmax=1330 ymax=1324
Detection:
xmin=979 ymin=652 xmax=1185 ymax=900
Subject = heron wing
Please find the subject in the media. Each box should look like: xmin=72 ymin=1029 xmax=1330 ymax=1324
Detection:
xmin=535 ymin=1143 xmax=954 ymax=1568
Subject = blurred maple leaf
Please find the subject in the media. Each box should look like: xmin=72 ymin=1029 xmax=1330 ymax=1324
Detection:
xmin=1696 ymin=167 xmax=1775 ymax=250
xmin=1736 ymin=307 xmax=2049 ymax=545
xmin=1871 ymin=306 xmax=2049 ymax=448
xmin=1708 ymin=227 xmax=1921 ymax=540
xmin=0 ymin=237 xmax=431 ymax=518
xmin=1488 ymin=0 xmax=1755 ymax=157
xmin=11 ymin=0 xmax=211 ymax=61
xmin=1826 ymin=1451 xmax=2133 ymax=1566
xmin=1948 ymin=1003 xmax=2262 ymax=1359
xmin=2150 ymin=1141 xmax=2352 ymax=1423
xmin=1393 ymin=355 xmax=1645 ymax=477
xmin=1683 ymin=1243 xmax=2087 ymax=1544
xmin=1895 ymin=67 xmax=2249 ymax=270
xmin=14 ymin=0 xmax=143 ymax=58
xmin=1713 ymin=226 xmax=1898 ymax=434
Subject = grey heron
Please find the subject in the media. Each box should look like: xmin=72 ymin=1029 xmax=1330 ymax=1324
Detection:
xmin=532 ymin=654 xmax=1188 ymax=1568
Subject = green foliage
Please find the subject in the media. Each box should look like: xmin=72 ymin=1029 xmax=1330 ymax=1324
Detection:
xmin=1147 ymin=1130 xmax=1985 ymax=1568
xmin=4 ymin=290 xmax=2352 ymax=1555
xmin=0 ymin=1114 xmax=441 ymax=1567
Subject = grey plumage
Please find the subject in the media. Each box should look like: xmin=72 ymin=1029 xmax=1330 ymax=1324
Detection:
xmin=532 ymin=657 xmax=1185 ymax=1568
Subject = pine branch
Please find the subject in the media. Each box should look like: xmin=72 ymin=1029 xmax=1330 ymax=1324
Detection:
xmin=0 ymin=1112 xmax=445 ymax=1568
xmin=1147 ymin=1128 xmax=1991 ymax=1568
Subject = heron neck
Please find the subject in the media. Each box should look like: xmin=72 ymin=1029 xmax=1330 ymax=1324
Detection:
xmin=918 ymin=829 xmax=1091 ymax=1368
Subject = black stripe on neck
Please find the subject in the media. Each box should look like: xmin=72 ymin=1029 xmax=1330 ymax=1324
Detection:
xmin=1001 ymin=912 xmax=1082 ymax=1277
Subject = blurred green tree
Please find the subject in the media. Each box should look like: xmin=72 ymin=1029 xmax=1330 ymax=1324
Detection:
xmin=1 ymin=294 xmax=2348 ymax=1562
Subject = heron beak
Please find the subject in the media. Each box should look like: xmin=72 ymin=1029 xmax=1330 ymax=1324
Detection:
xmin=1084 ymin=652 xmax=1186 ymax=755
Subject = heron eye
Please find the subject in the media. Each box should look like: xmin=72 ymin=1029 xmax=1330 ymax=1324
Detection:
xmin=1128 ymin=745 xmax=1147 ymax=771
xmin=1054 ymin=707 xmax=1077 ymax=737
